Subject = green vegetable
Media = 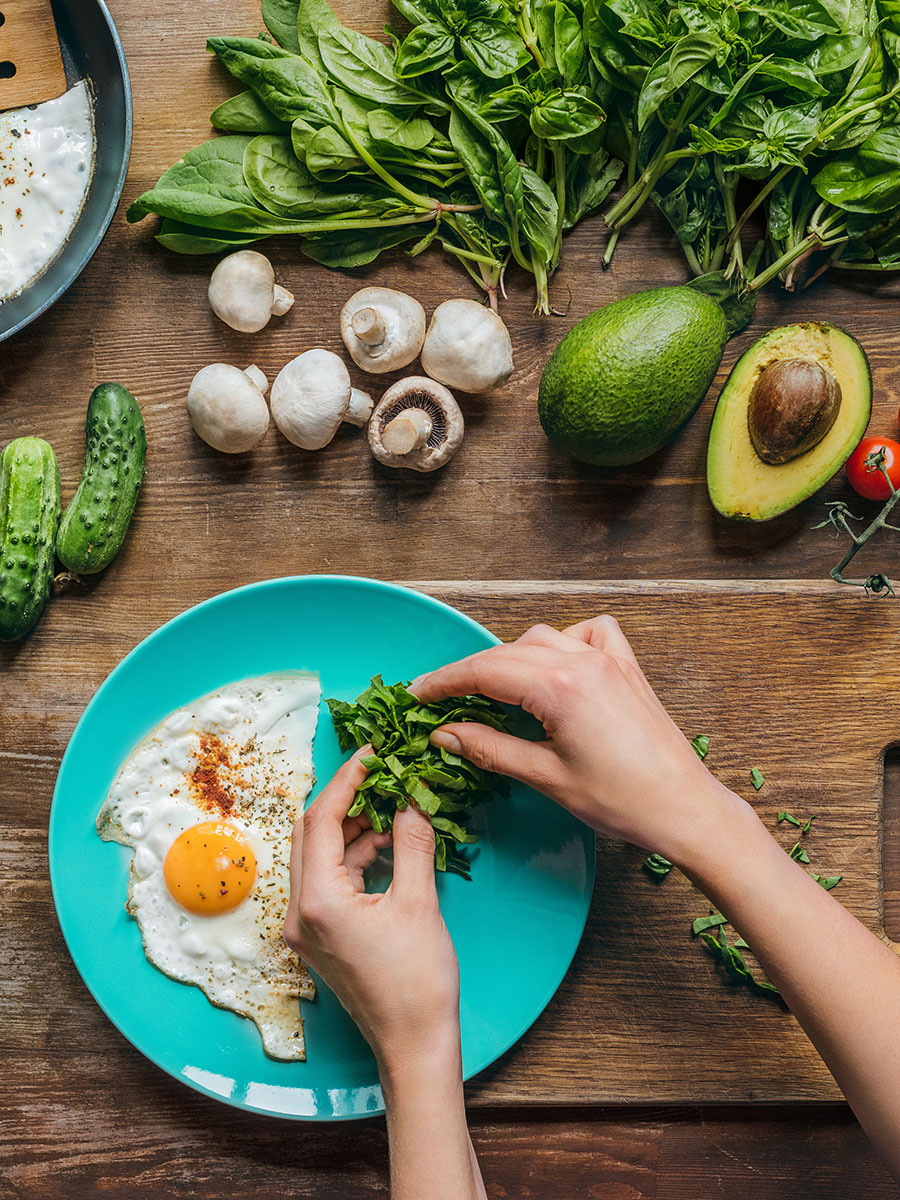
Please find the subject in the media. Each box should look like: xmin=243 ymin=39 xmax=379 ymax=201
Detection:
xmin=777 ymin=811 xmax=802 ymax=827
xmin=697 ymin=922 xmax=781 ymax=996
xmin=127 ymin=0 xmax=623 ymax=313
xmin=789 ymin=841 xmax=811 ymax=863
xmin=642 ymin=852 xmax=673 ymax=880
xmin=691 ymin=911 xmax=727 ymax=935
xmin=0 ymin=438 xmax=61 ymax=641
xmin=56 ymin=384 xmax=146 ymax=576
xmin=750 ymin=767 xmax=765 ymax=790
xmin=591 ymin=0 xmax=900 ymax=290
xmin=810 ymin=872 xmax=843 ymax=890
xmin=690 ymin=734 xmax=710 ymax=759
xmin=538 ymin=286 xmax=726 ymax=466
xmin=327 ymin=676 xmax=510 ymax=878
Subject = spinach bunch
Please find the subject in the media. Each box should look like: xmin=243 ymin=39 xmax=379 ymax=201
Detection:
xmin=327 ymin=676 xmax=510 ymax=878
xmin=127 ymin=0 xmax=622 ymax=312
xmin=587 ymin=0 xmax=900 ymax=289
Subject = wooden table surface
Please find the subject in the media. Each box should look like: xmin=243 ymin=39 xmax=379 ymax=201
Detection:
xmin=3 ymin=0 xmax=900 ymax=1194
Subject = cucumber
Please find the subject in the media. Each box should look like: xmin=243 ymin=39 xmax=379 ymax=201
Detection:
xmin=57 ymin=383 xmax=146 ymax=575
xmin=0 ymin=438 xmax=61 ymax=641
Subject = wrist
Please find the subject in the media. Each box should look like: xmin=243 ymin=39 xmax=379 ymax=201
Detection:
xmin=664 ymin=779 xmax=760 ymax=878
xmin=376 ymin=1018 xmax=462 ymax=1094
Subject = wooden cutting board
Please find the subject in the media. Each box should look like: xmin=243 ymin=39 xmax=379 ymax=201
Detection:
xmin=8 ymin=578 xmax=896 ymax=1107
xmin=401 ymin=581 xmax=898 ymax=1106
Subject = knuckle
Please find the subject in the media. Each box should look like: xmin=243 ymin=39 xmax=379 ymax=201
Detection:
xmin=548 ymin=666 xmax=579 ymax=696
xmin=520 ymin=622 xmax=555 ymax=643
xmin=401 ymin=819 xmax=436 ymax=854
xmin=593 ymin=613 xmax=621 ymax=633
xmin=283 ymin=920 xmax=305 ymax=955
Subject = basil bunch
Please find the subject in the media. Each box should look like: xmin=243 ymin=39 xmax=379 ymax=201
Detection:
xmin=127 ymin=0 xmax=622 ymax=312
xmin=587 ymin=0 xmax=900 ymax=288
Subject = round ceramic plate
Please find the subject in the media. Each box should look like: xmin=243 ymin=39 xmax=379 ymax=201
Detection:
xmin=50 ymin=576 xmax=595 ymax=1120
xmin=0 ymin=0 xmax=131 ymax=342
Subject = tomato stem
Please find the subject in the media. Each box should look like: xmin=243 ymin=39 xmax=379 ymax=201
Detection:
xmin=814 ymin=449 xmax=900 ymax=595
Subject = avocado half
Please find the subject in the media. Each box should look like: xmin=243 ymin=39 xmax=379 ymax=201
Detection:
xmin=707 ymin=322 xmax=871 ymax=521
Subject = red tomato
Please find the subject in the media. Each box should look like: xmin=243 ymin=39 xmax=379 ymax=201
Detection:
xmin=846 ymin=437 xmax=900 ymax=500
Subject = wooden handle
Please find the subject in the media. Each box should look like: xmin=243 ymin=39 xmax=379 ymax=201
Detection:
xmin=0 ymin=0 xmax=67 ymax=111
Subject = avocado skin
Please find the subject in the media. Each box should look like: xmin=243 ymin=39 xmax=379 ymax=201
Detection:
xmin=707 ymin=322 xmax=872 ymax=521
xmin=538 ymin=287 xmax=727 ymax=467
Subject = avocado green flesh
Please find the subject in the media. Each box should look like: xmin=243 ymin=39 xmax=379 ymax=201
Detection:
xmin=707 ymin=323 xmax=871 ymax=521
xmin=538 ymin=287 xmax=727 ymax=467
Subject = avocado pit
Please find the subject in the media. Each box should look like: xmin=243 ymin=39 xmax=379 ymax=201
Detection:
xmin=748 ymin=357 xmax=842 ymax=465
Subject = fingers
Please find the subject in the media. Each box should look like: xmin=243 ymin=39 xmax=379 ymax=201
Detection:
xmin=561 ymin=614 xmax=642 ymax=668
xmin=302 ymin=749 xmax=370 ymax=874
xmin=412 ymin=643 xmax=564 ymax=712
xmin=516 ymin=622 xmax=592 ymax=654
xmin=390 ymin=804 xmax=439 ymax=903
xmin=430 ymin=721 xmax=555 ymax=791
xmin=344 ymin=828 xmax=393 ymax=890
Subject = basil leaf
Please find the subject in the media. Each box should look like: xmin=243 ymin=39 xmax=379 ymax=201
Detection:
xmin=461 ymin=19 xmax=532 ymax=78
xmin=395 ymin=24 xmax=456 ymax=76
xmin=530 ymin=90 xmax=607 ymax=140
xmin=690 ymin=733 xmax=711 ymax=759
xmin=637 ymin=32 xmax=723 ymax=130
xmin=642 ymin=852 xmax=673 ymax=879
xmin=750 ymin=767 xmax=765 ymax=790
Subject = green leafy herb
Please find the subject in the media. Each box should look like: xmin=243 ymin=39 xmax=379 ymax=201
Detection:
xmin=789 ymin=841 xmax=811 ymax=863
xmin=643 ymin=852 xmax=673 ymax=880
xmin=691 ymin=911 xmax=727 ymax=935
xmin=697 ymin=922 xmax=780 ymax=996
xmin=777 ymin=810 xmax=802 ymax=827
xmin=810 ymin=872 xmax=843 ymax=890
xmin=690 ymin=734 xmax=711 ymax=760
xmin=750 ymin=767 xmax=765 ymax=791
xmin=326 ymin=676 xmax=510 ymax=878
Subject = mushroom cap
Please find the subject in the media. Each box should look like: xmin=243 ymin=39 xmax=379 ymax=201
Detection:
xmin=368 ymin=376 xmax=464 ymax=472
xmin=340 ymin=287 xmax=426 ymax=374
xmin=187 ymin=363 xmax=270 ymax=454
xmin=420 ymin=298 xmax=514 ymax=393
xmin=271 ymin=349 xmax=352 ymax=450
xmin=208 ymin=250 xmax=289 ymax=334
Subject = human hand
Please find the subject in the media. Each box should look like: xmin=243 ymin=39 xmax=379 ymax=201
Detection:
xmin=413 ymin=616 xmax=746 ymax=868
xmin=284 ymin=751 xmax=460 ymax=1072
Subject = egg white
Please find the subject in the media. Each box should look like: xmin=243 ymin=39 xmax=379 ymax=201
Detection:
xmin=97 ymin=673 xmax=320 ymax=1061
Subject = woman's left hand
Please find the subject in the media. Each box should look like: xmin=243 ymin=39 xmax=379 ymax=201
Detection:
xmin=284 ymin=750 xmax=461 ymax=1073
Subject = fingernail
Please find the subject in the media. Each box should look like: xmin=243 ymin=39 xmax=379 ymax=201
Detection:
xmin=430 ymin=729 xmax=462 ymax=754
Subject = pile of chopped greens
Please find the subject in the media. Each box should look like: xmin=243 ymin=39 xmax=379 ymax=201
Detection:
xmin=126 ymin=0 xmax=622 ymax=313
xmin=589 ymin=0 xmax=900 ymax=288
xmin=326 ymin=676 xmax=510 ymax=877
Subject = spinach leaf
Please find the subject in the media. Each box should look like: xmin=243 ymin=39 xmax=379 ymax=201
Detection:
xmin=300 ymin=224 xmax=426 ymax=265
xmin=210 ymin=90 xmax=290 ymax=133
xmin=261 ymin=0 xmax=301 ymax=51
xmin=637 ymin=32 xmax=723 ymax=129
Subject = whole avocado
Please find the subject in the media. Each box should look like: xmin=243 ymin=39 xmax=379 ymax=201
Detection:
xmin=538 ymin=286 xmax=727 ymax=467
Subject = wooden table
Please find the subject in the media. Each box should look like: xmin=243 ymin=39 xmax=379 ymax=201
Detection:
xmin=2 ymin=0 xmax=900 ymax=1194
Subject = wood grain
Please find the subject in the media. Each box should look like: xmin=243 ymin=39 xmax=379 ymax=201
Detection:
xmin=2 ymin=0 xmax=900 ymax=1193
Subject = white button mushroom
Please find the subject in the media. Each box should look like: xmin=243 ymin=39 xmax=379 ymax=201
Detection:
xmin=340 ymin=287 xmax=426 ymax=374
xmin=208 ymin=250 xmax=295 ymax=333
xmin=270 ymin=349 xmax=359 ymax=450
xmin=368 ymin=377 xmax=464 ymax=472
xmin=187 ymin=363 xmax=270 ymax=453
xmin=420 ymin=298 xmax=514 ymax=393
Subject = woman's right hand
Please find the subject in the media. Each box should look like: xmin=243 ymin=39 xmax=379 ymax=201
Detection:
xmin=413 ymin=615 xmax=745 ymax=868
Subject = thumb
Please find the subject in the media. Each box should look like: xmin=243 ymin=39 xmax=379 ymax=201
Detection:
xmin=390 ymin=803 xmax=439 ymax=902
xmin=430 ymin=721 xmax=552 ymax=786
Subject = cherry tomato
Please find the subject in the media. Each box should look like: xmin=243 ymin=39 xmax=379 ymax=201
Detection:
xmin=845 ymin=436 xmax=900 ymax=500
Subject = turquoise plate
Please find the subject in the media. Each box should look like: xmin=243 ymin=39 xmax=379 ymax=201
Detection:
xmin=50 ymin=576 xmax=595 ymax=1120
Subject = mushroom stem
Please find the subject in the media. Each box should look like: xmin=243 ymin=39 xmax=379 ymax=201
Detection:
xmin=346 ymin=388 xmax=375 ymax=427
xmin=382 ymin=408 xmax=433 ymax=454
xmin=243 ymin=365 xmax=269 ymax=396
xmin=351 ymin=306 xmax=387 ymax=347
xmin=272 ymin=285 xmax=295 ymax=317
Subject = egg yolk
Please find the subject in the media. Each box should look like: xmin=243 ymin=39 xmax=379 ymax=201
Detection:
xmin=163 ymin=821 xmax=257 ymax=915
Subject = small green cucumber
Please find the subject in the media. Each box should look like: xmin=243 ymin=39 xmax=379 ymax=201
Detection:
xmin=57 ymin=383 xmax=147 ymax=575
xmin=0 ymin=438 xmax=61 ymax=641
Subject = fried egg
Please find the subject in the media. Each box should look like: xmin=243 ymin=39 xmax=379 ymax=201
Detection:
xmin=97 ymin=673 xmax=320 ymax=1061
xmin=0 ymin=82 xmax=95 ymax=302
